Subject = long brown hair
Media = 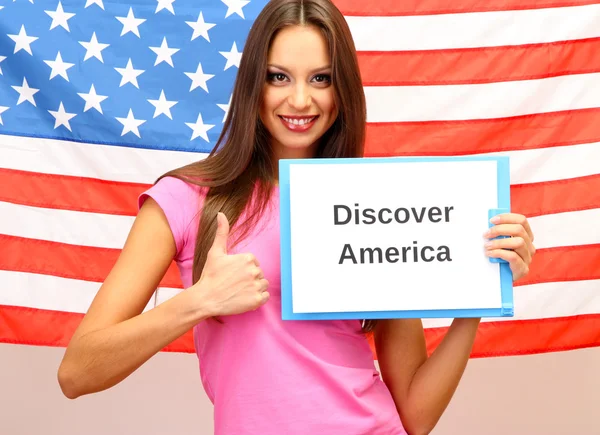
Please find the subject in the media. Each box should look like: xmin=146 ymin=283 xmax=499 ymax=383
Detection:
xmin=159 ymin=0 xmax=372 ymax=329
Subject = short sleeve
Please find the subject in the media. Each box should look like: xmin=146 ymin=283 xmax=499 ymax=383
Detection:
xmin=138 ymin=176 xmax=204 ymax=260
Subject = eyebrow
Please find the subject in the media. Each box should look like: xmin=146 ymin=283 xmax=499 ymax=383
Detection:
xmin=267 ymin=64 xmax=332 ymax=74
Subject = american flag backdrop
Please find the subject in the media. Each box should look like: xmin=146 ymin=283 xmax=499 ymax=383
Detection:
xmin=0 ymin=0 xmax=599 ymax=358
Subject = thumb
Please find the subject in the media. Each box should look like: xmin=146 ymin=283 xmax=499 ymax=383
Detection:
xmin=210 ymin=212 xmax=229 ymax=255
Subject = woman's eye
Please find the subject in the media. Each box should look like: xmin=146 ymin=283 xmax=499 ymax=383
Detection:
xmin=268 ymin=73 xmax=287 ymax=82
xmin=313 ymin=74 xmax=331 ymax=83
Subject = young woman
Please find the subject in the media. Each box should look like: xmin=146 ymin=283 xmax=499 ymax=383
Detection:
xmin=57 ymin=1 xmax=536 ymax=434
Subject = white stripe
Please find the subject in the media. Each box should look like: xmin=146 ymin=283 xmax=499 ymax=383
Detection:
xmin=5 ymin=269 xmax=594 ymax=323
xmin=0 ymin=135 xmax=205 ymax=183
xmin=0 ymin=201 xmax=134 ymax=249
xmin=2 ymin=135 xmax=599 ymax=187
xmin=346 ymin=4 xmax=600 ymax=51
xmin=0 ymin=271 xmax=171 ymax=314
xmin=423 ymin=279 xmax=600 ymax=328
xmin=529 ymin=208 xmax=600 ymax=250
xmin=498 ymin=142 xmax=600 ymax=185
xmin=364 ymin=72 xmax=600 ymax=122
xmin=4 ymin=199 xmax=596 ymax=255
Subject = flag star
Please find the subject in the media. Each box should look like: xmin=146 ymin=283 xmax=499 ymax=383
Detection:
xmin=7 ymin=25 xmax=38 ymax=55
xmin=116 ymin=109 xmax=146 ymax=138
xmin=0 ymin=106 xmax=9 ymax=125
xmin=217 ymin=95 xmax=232 ymax=123
xmin=221 ymin=0 xmax=249 ymax=18
xmin=186 ymin=113 xmax=214 ymax=142
xmin=116 ymin=7 xmax=146 ymax=38
xmin=79 ymin=32 xmax=110 ymax=62
xmin=48 ymin=102 xmax=77 ymax=131
xmin=148 ymin=90 xmax=178 ymax=119
xmin=184 ymin=62 xmax=214 ymax=93
xmin=44 ymin=52 xmax=75 ymax=81
xmin=78 ymin=84 xmax=108 ymax=113
xmin=220 ymin=42 xmax=242 ymax=70
xmin=45 ymin=1 xmax=76 ymax=32
xmin=12 ymin=77 xmax=39 ymax=106
xmin=186 ymin=11 xmax=216 ymax=42
xmin=149 ymin=37 xmax=179 ymax=67
xmin=85 ymin=0 xmax=104 ymax=9
xmin=0 ymin=56 xmax=6 ymax=75
xmin=155 ymin=0 xmax=175 ymax=14
xmin=115 ymin=59 xmax=145 ymax=88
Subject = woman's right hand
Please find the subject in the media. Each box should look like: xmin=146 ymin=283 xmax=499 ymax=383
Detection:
xmin=192 ymin=212 xmax=270 ymax=317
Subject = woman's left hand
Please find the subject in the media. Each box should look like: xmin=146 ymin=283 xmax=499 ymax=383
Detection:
xmin=484 ymin=213 xmax=536 ymax=281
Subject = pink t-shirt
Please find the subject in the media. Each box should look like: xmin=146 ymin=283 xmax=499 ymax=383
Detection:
xmin=139 ymin=176 xmax=407 ymax=435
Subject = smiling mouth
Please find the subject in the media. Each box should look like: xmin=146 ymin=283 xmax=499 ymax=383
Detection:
xmin=278 ymin=115 xmax=319 ymax=132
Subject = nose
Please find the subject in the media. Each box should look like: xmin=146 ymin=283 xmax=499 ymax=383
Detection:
xmin=287 ymin=83 xmax=311 ymax=111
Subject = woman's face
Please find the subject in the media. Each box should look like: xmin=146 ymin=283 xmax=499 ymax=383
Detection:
xmin=259 ymin=25 xmax=338 ymax=161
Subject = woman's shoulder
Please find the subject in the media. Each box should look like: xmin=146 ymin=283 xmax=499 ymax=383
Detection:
xmin=138 ymin=175 xmax=207 ymax=258
xmin=139 ymin=175 xmax=206 ymax=210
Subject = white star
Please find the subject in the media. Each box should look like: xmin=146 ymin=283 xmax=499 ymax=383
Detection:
xmin=116 ymin=109 xmax=146 ymax=138
xmin=43 ymin=52 xmax=74 ymax=81
xmin=220 ymin=42 xmax=242 ymax=70
xmin=148 ymin=90 xmax=178 ymax=119
xmin=85 ymin=0 xmax=104 ymax=9
xmin=45 ymin=2 xmax=75 ymax=32
xmin=116 ymin=7 xmax=146 ymax=38
xmin=186 ymin=113 xmax=214 ymax=142
xmin=149 ymin=37 xmax=179 ymax=67
xmin=48 ymin=102 xmax=77 ymax=131
xmin=0 ymin=106 xmax=9 ymax=125
xmin=184 ymin=62 xmax=214 ymax=93
xmin=12 ymin=77 xmax=39 ymax=106
xmin=221 ymin=0 xmax=249 ymax=18
xmin=114 ymin=59 xmax=145 ymax=88
xmin=186 ymin=11 xmax=216 ymax=42
xmin=155 ymin=0 xmax=175 ymax=14
xmin=7 ymin=25 xmax=38 ymax=55
xmin=217 ymin=94 xmax=232 ymax=123
xmin=79 ymin=32 xmax=110 ymax=62
xmin=0 ymin=56 xmax=6 ymax=75
xmin=78 ymin=84 xmax=108 ymax=113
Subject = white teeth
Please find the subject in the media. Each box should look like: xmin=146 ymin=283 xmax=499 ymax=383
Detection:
xmin=283 ymin=116 xmax=315 ymax=126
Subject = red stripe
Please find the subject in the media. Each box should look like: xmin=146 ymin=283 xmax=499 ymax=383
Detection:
xmin=334 ymin=0 xmax=600 ymax=16
xmin=0 ymin=235 xmax=184 ymax=289
xmin=2 ymin=305 xmax=598 ymax=357
xmin=2 ymin=168 xmax=599 ymax=220
xmin=359 ymin=38 xmax=600 ymax=86
xmin=512 ymin=174 xmax=600 ymax=218
xmin=0 ymin=304 xmax=195 ymax=352
xmin=515 ymin=244 xmax=600 ymax=287
xmin=423 ymin=314 xmax=600 ymax=357
xmin=364 ymin=108 xmax=600 ymax=157
xmin=0 ymin=234 xmax=597 ymax=309
xmin=0 ymin=169 xmax=146 ymax=216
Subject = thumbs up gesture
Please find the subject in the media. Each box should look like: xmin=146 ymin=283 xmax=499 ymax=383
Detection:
xmin=192 ymin=212 xmax=270 ymax=317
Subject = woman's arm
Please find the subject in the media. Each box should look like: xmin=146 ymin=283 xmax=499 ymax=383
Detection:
xmin=374 ymin=317 xmax=479 ymax=435
xmin=57 ymin=204 xmax=270 ymax=399
xmin=375 ymin=213 xmax=535 ymax=435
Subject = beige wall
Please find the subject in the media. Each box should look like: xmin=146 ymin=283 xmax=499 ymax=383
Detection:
xmin=1 ymin=343 xmax=598 ymax=434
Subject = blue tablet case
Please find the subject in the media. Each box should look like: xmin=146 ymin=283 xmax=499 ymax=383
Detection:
xmin=279 ymin=155 xmax=513 ymax=320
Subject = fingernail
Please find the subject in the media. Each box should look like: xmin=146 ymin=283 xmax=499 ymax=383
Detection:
xmin=484 ymin=241 xmax=493 ymax=248
xmin=490 ymin=216 xmax=500 ymax=224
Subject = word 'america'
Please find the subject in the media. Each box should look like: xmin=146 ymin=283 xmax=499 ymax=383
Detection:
xmin=333 ymin=204 xmax=454 ymax=265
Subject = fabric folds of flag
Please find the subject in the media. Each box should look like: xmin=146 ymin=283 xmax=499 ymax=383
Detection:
xmin=1 ymin=0 xmax=599 ymax=358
